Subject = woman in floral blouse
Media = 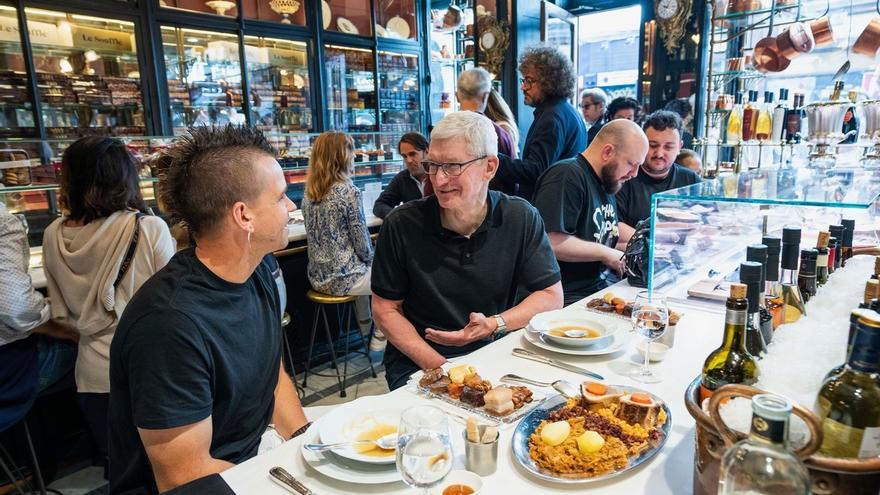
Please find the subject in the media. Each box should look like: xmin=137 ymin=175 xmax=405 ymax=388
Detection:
xmin=302 ymin=131 xmax=384 ymax=352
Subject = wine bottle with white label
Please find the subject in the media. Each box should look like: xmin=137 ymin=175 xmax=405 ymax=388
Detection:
xmin=816 ymin=311 xmax=880 ymax=458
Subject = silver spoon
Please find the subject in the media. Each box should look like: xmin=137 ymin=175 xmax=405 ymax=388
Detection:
xmin=499 ymin=374 xmax=582 ymax=400
xmin=303 ymin=433 xmax=397 ymax=453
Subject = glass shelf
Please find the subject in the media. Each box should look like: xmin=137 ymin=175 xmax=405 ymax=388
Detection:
xmin=244 ymin=36 xmax=313 ymax=133
xmin=713 ymin=3 xmax=799 ymax=23
xmin=711 ymin=69 xmax=763 ymax=79
xmin=324 ymin=45 xmax=377 ymax=132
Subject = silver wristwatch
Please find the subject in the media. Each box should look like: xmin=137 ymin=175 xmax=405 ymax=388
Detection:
xmin=492 ymin=314 xmax=508 ymax=338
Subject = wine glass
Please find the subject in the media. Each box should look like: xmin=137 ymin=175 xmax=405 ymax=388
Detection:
xmin=630 ymin=290 xmax=669 ymax=384
xmin=396 ymin=405 xmax=453 ymax=494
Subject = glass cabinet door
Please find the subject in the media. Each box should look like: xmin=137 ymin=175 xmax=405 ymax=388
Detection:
xmin=0 ymin=6 xmax=36 ymax=140
xmin=322 ymin=0 xmax=372 ymax=37
xmin=242 ymin=0 xmax=307 ymax=25
xmin=244 ymin=36 xmax=313 ymax=134
xmin=159 ymin=0 xmax=237 ymax=17
xmin=161 ymin=26 xmax=245 ymax=134
xmin=378 ymin=50 xmax=420 ymax=136
xmin=324 ymin=45 xmax=376 ymax=133
xmin=25 ymin=8 xmax=145 ymax=139
xmin=375 ymin=0 xmax=417 ymax=41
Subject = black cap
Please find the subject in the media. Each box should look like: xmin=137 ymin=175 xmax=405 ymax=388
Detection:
xmin=800 ymin=248 xmax=818 ymax=274
xmin=740 ymin=262 xmax=763 ymax=311
xmin=842 ymin=219 xmax=856 ymax=247
xmin=762 ymin=236 xmax=781 ymax=255
xmin=783 ymin=227 xmax=801 ymax=244
xmin=735 ymin=92 xmax=743 ymax=104
xmin=748 ymin=90 xmax=759 ymax=102
xmin=764 ymin=91 xmax=774 ymax=104
xmin=779 ymin=88 xmax=789 ymax=101
xmin=747 ymin=244 xmax=768 ymax=287
xmin=781 ymin=227 xmax=801 ymax=270
xmin=829 ymin=224 xmax=844 ymax=238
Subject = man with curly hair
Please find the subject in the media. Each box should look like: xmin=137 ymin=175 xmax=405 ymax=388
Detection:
xmin=108 ymin=125 xmax=309 ymax=493
xmin=493 ymin=44 xmax=586 ymax=201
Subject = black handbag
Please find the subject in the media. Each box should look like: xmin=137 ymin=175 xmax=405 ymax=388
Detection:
xmin=623 ymin=219 xmax=651 ymax=288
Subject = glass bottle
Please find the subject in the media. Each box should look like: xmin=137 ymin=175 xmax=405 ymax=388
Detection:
xmin=797 ymin=249 xmax=818 ymax=303
xmin=780 ymin=227 xmax=806 ymax=323
xmin=742 ymin=90 xmax=759 ymax=142
xmin=741 ymin=261 xmax=768 ymax=357
xmin=827 ymin=236 xmax=838 ymax=275
xmin=826 ymin=308 xmax=873 ymax=380
xmin=785 ymin=93 xmax=806 ymax=144
xmin=816 ymin=312 xmax=880 ymax=458
xmin=756 ymin=91 xmax=773 ymax=141
xmin=746 ymin=244 xmax=773 ymax=344
xmin=727 ymin=92 xmax=744 ymax=145
xmin=841 ymin=219 xmax=855 ymax=266
xmin=762 ymin=236 xmax=784 ymax=329
xmin=770 ymin=88 xmax=789 ymax=144
xmin=829 ymin=224 xmax=844 ymax=270
xmin=816 ymin=231 xmax=830 ymax=286
xmin=718 ymin=394 xmax=811 ymax=495
xmin=700 ymin=283 xmax=760 ymax=402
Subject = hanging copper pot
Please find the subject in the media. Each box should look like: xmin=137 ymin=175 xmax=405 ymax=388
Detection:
xmin=753 ymin=36 xmax=790 ymax=73
xmin=810 ymin=16 xmax=834 ymax=47
xmin=854 ymin=17 xmax=880 ymax=57
xmin=776 ymin=22 xmax=815 ymax=59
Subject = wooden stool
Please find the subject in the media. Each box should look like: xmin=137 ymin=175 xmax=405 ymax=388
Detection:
xmin=303 ymin=290 xmax=376 ymax=397
xmin=280 ymin=312 xmax=305 ymax=400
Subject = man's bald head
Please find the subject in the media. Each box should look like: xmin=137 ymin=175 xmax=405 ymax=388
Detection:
xmin=585 ymin=119 xmax=649 ymax=194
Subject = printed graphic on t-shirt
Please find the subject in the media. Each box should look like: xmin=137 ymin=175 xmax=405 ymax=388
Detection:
xmin=592 ymin=203 xmax=618 ymax=246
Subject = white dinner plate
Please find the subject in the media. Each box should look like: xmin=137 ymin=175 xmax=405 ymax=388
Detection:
xmin=321 ymin=0 xmax=331 ymax=29
xmin=386 ymin=16 xmax=411 ymax=39
xmin=375 ymin=24 xmax=387 ymax=37
xmin=529 ymin=313 xmax=617 ymax=348
xmin=337 ymin=17 xmax=359 ymax=35
xmin=655 ymin=208 xmax=701 ymax=223
xmin=522 ymin=325 xmax=631 ymax=356
xmin=318 ymin=407 xmax=403 ymax=465
xmin=301 ymin=415 xmax=401 ymax=484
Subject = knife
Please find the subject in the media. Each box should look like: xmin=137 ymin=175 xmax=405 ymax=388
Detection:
xmin=512 ymin=348 xmax=604 ymax=380
xmin=269 ymin=466 xmax=315 ymax=495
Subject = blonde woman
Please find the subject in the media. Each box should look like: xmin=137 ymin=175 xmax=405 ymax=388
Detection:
xmin=302 ymin=131 xmax=384 ymax=352
xmin=485 ymin=89 xmax=520 ymax=157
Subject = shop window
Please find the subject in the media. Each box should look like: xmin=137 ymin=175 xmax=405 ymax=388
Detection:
xmin=244 ymin=36 xmax=312 ymax=133
xmin=324 ymin=44 xmax=376 ymax=132
xmin=0 ymin=6 xmax=36 ymax=139
xmin=242 ymin=0 xmax=307 ymax=26
xmin=375 ymin=0 xmax=417 ymax=41
xmin=576 ymin=5 xmax=642 ymax=101
xmin=322 ymin=0 xmax=372 ymax=37
xmin=159 ymin=0 xmax=238 ymax=17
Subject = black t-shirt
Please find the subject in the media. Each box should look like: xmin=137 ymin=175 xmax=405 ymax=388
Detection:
xmin=615 ymin=164 xmax=701 ymax=227
xmin=533 ymin=155 xmax=619 ymax=304
xmin=371 ymin=191 xmax=560 ymax=384
xmin=108 ymin=248 xmax=281 ymax=495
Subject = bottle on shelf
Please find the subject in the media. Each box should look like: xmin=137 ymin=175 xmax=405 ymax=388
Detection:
xmin=830 ymin=80 xmax=845 ymax=101
xmin=741 ymin=261 xmax=769 ymax=357
xmin=841 ymin=90 xmax=860 ymax=145
xmin=828 ymin=236 xmax=838 ymax=275
xmin=841 ymin=219 xmax=855 ymax=266
xmin=785 ymin=93 xmax=806 ymax=143
xmin=829 ymin=224 xmax=844 ymax=270
xmin=756 ymin=91 xmax=773 ymax=142
xmin=816 ymin=311 xmax=880 ymax=458
xmin=727 ymin=92 xmax=744 ymax=145
xmin=718 ymin=394 xmax=811 ymax=495
xmin=762 ymin=235 xmax=784 ymax=329
xmin=770 ymin=88 xmax=789 ymax=144
xmin=797 ymin=249 xmax=818 ymax=302
xmin=700 ymin=283 xmax=760 ymax=402
xmin=826 ymin=307 xmax=874 ymax=380
xmin=816 ymin=231 xmax=830 ymax=286
xmin=780 ymin=227 xmax=807 ymax=323
xmin=746 ymin=244 xmax=773 ymax=344
xmin=742 ymin=90 xmax=759 ymax=142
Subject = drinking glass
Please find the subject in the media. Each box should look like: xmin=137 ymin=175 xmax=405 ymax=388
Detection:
xmin=396 ymin=405 xmax=453 ymax=494
xmin=630 ymin=290 xmax=669 ymax=384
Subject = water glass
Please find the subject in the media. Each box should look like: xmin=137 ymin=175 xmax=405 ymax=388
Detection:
xmin=630 ymin=290 xmax=669 ymax=384
xmin=396 ymin=405 xmax=453 ymax=494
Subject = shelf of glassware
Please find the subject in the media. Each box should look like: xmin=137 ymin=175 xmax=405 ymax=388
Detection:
xmin=646 ymin=168 xmax=880 ymax=307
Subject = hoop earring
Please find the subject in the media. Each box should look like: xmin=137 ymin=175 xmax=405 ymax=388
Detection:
xmin=247 ymin=230 xmax=252 ymax=244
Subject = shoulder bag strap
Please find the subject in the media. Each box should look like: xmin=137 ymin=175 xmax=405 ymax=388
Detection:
xmin=114 ymin=212 xmax=145 ymax=288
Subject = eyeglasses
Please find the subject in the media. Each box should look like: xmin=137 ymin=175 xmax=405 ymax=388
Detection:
xmin=579 ymin=101 xmax=600 ymax=109
xmin=519 ymin=76 xmax=537 ymax=88
xmin=421 ymin=155 xmax=487 ymax=176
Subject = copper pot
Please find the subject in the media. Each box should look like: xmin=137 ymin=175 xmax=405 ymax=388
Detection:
xmin=776 ymin=22 xmax=815 ymax=59
xmin=854 ymin=17 xmax=880 ymax=57
xmin=810 ymin=16 xmax=834 ymax=47
xmin=754 ymin=36 xmax=790 ymax=73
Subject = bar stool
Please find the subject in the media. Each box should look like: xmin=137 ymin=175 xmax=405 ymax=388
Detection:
xmin=280 ymin=312 xmax=305 ymax=400
xmin=302 ymin=290 xmax=376 ymax=397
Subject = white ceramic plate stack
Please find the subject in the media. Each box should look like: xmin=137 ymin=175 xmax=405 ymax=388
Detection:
xmin=321 ymin=0 xmax=331 ymax=29
xmin=386 ymin=16 xmax=410 ymax=39
xmin=300 ymin=406 xmax=403 ymax=484
xmin=523 ymin=309 xmax=631 ymax=356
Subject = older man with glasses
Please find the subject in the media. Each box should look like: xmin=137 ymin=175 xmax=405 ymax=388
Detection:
xmin=371 ymin=111 xmax=563 ymax=390
xmin=581 ymin=87 xmax=608 ymax=144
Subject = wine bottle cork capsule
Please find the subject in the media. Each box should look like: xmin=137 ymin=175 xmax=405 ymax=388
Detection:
xmin=817 ymin=231 xmax=830 ymax=248
xmin=865 ymin=280 xmax=878 ymax=303
xmin=730 ymin=283 xmax=747 ymax=299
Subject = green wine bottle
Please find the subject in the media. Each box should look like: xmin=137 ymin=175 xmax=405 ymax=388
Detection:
xmin=701 ymin=283 xmax=760 ymax=402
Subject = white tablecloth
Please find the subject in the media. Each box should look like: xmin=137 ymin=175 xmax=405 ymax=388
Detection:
xmin=222 ymin=283 xmax=724 ymax=494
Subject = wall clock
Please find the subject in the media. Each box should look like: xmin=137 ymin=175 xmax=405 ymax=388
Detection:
xmin=655 ymin=0 xmax=693 ymax=55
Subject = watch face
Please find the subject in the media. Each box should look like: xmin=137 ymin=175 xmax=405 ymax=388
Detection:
xmin=657 ymin=0 xmax=679 ymax=20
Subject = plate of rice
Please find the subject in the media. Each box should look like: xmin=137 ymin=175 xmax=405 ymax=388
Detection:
xmin=511 ymin=384 xmax=671 ymax=483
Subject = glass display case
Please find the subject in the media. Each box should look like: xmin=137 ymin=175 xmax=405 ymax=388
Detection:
xmin=242 ymin=0 xmax=307 ymax=25
xmin=25 ymin=8 xmax=146 ymax=139
xmin=374 ymin=0 xmax=417 ymax=41
xmin=648 ymin=167 xmax=880 ymax=307
xmin=244 ymin=36 xmax=313 ymax=133
xmin=324 ymin=44 xmax=377 ymax=133
xmin=322 ymin=0 xmax=372 ymax=37
xmin=159 ymin=0 xmax=237 ymax=17
xmin=0 ymin=132 xmax=403 ymax=246
xmin=0 ymin=6 xmax=36 ymax=140
xmin=428 ymin=1 xmax=475 ymax=125
xmin=161 ymin=26 xmax=245 ymax=134
xmin=378 ymin=50 xmax=419 ymax=133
